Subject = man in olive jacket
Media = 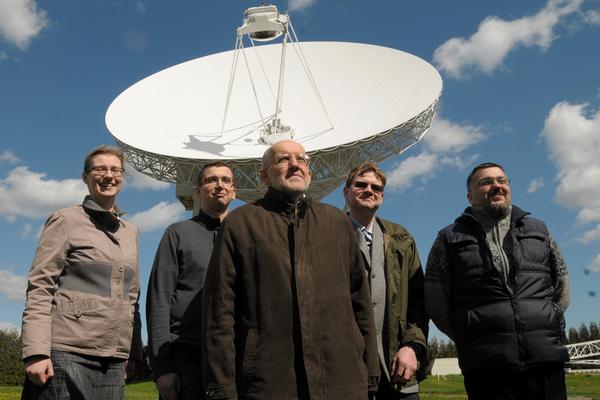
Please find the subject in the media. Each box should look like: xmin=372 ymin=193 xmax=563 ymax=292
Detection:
xmin=344 ymin=162 xmax=428 ymax=399
xmin=201 ymin=140 xmax=379 ymax=400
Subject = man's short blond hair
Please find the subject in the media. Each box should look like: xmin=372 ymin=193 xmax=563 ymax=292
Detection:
xmin=345 ymin=162 xmax=386 ymax=188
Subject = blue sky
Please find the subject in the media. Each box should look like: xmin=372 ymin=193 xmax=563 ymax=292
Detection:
xmin=1 ymin=0 xmax=599 ymax=341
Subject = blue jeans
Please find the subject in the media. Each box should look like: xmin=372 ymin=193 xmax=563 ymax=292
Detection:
xmin=22 ymin=350 xmax=126 ymax=400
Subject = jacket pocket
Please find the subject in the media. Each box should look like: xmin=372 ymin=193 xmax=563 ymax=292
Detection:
xmin=240 ymin=328 xmax=259 ymax=391
xmin=516 ymin=232 xmax=549 ymax=263
xmin=550 ymin=301 xmax=566 ymax=343
xmin=351 ymin=321 xmax=365 ymax=363
xmin=53 ymin=297 xmax=111 ymax=345
xmin=447 ymin=237 xmax=483 ymax=271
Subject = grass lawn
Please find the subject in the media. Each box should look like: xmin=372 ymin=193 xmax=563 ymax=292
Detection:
xmin=0 ymin=373 xmax=598 ymax=399
xmin=421 ymin=373 xmax=600 ymax=400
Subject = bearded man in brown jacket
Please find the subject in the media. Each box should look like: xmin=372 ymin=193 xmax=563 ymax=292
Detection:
xmin=201 ymin=140 xmax=379 ymax=400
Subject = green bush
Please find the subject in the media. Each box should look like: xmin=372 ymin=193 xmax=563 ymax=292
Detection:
xmin=0 ymin=330 xmax=24 ymax=386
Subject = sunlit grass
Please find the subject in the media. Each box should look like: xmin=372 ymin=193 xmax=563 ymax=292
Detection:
xmin=0 ymin=373 xmax=598 ymax=400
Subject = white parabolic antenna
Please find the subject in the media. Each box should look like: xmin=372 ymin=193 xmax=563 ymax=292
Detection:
xmin=106 ymin=6 xmax=442 ymax=206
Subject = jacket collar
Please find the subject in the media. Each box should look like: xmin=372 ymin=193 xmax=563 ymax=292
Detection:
xmin=193 ymin=209 xmax=222 ymax=230
xmin=258 ymin=187 xmax=310 ymax=216
xmin=459 ymin=205 xmax=530 ymax=226
xmin=82 ymin=195 xmax=123 ymax=231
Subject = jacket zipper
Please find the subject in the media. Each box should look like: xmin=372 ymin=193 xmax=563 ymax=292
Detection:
xmin=472 ymin=215 xmax=527 ymax=368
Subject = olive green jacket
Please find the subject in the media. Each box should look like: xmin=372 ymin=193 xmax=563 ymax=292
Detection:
xmin=378 ymin=217 xmax=429 ymax=388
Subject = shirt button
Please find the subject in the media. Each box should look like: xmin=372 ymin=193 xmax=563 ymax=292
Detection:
xmin=371 ymin=273 xmax=376 ymax=278
xmin=118 ymin=267 xmax=123 ymax=272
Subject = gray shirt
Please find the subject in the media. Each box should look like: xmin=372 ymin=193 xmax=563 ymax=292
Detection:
xmin=146 ymin=210 xmax=221 ymax=378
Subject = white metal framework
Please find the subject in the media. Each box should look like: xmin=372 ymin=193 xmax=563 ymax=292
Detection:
xmin=566 ymin=339 xmax=600 ymax=368
xmin=118 ymin=99 xmax=437 ymax=205
xmin=107 ymin=6 xmax=443 ymax=209
xmin=222 ymin=5 xmax=332 ymax=145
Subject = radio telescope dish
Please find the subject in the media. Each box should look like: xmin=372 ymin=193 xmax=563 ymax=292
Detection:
xmin=106 ymin=8 xmax=442 ymax=207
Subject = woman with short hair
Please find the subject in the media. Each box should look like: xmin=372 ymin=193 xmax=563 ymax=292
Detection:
xmin=21 ymin=145 xmax=143 ymax=399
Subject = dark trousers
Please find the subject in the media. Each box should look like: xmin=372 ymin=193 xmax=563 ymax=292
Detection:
xmin=463 ymin=363 xmax=567 ymax=400
xmin=164 ymin=343 xmax=204 ymax=400
xmin=374 ymin=373 xmax=419 ymax=400
xmin=22 ymin=350 xmax=125 ymax=400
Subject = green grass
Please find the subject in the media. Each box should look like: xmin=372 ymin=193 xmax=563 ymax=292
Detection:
xmin=0 ymin=386 xmax=20 ymax=400
xmin=0 ymin=381 xmax=160 ymax=400
xmin=1 ymin=374 xmax=599 ymax=399
xmin=420 ymin=373 xmax=600 ymax=400
xmin=124 ymin=381 xmax=159 ymax=399
xmin=421 ymin=374 xmax=468 ymax=399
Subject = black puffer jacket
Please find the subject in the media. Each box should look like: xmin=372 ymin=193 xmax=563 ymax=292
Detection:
xmin=439 ymin=206 xmax=568 ymax=372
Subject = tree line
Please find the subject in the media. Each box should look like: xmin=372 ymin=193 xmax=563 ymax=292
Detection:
xmin=427 ymin=321 xmax=600 ymax=361
xmin=1 ymin=321 xmax=600 ymax=385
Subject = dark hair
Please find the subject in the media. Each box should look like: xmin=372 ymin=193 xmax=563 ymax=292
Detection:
xmin=83 ymin=145 xmax=124 ymax=174
xmin=345 ymin=162 xmax=386 ymax=188
xmin=466 ymin=162 xmax=505 ymax=189
xmin=196 ymin=162 xmax=234 ymax=185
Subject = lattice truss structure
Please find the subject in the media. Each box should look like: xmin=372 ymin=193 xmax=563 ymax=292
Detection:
xmin=116 ymin=100 xmax=438 ymax=207
xmin=566 ymin=339 xmax=600 ymax=366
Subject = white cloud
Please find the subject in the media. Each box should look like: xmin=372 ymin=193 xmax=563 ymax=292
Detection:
xmin=124 ymin=162 xmax=171 ymax=191
xmin=587 ymin=254 xmax=600 ymax=272
xmin=527 ymin=177 xmax=545 ymax=193
xmin=387 ymin=152 xmax=439 ymax=190
xmin=0 ymin=0 xmax=49 ymax=50
xmin=135 ymin=1 xmax=146 ymax=14
xmin=423 ymin=117 xmax=487 ymax=153
xmin=578 ymin=224 xmax=600 ymax=244
xmin=575 ymin=208 xmax=600 ymax=225
xmin=386 ymin=116 xmax=487 ymax=191
xmin=0 ymin=51 xmax=7 ymax=61
xmin=0 ymin=150 xmax=19 ymax=164
xmin=287 ymin=0 xmax=317 ymax=12
xmin=123 ymin=28 xmax=147 ymax=52
xmin=540 ymin=101 xmax=600 ymax=245
xmin=583 ymin=9 xmax=600 ymax=26
xmin=127 ymin=201 xmax=186 ymax=233
xmin=20 ymin=223 xmax=32 ymax=238
xmin=0 ymin=321 xmax=19 ymax=332
xmin=433 ymin=0 xmax=581 ymax=79
xmin=540 ymin=102 xmax=600 ymax=223
xmin=0 ymin=269 xmax=26 ymax=302
xmin=0 ymin=166 xmax=87 ymax=222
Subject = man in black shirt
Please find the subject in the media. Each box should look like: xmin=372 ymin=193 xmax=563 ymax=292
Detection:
xmin=147 ymin=162 xmax=236 ymax=400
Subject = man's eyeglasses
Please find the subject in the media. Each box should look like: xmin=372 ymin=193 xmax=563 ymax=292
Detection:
xmin=87 ymin=166 xmax=125 ymax=177
xmin=201 ymin=176 xmax=234 ymax=187
xmin=352 ymin=181 xmax=384 ymax=194
xmin=274 ymin=153 xmax=310 ymax=167
xmin=476 ymin=177 xmax=511 ymax=188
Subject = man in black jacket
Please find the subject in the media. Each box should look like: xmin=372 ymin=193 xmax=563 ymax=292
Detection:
xmin=147 ymin=162 xmax=236 ymax=400
xmin=425 ymin=162 xmax=570 ymax=400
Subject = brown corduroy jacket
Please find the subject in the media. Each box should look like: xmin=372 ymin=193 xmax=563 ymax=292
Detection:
xmin=202 ymin=188 xmax=379 ymax=400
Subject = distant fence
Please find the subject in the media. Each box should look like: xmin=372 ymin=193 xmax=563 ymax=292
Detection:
xmin=566 ymin=339 xmax=600 ymax=371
